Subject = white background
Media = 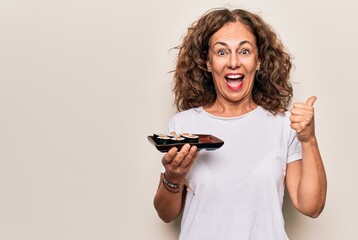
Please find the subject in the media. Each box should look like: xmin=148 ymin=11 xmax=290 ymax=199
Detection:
xmin=1 ymin=0 xmax=357 ymax=239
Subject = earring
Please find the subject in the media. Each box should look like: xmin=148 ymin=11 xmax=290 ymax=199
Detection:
xmin=256 ymin=62 xmax=260 ymax=71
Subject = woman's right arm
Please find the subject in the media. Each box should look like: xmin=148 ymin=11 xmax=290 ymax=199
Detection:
xmin=153 ymin=144 xmax=198 ymax=223
xmin=153 ymin=173 xmax=187 ymax=223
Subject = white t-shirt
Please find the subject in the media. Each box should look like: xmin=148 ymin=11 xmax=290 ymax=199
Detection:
xmin=166 ymin=106 xmax=302 ymax=240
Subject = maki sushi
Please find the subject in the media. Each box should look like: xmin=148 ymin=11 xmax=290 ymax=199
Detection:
xmin=181 ymin=133 xmax=199 ymax=143
xmin=152 ymin=132 xmax=199 ymax=145
xmin=153 ymin=133 xmax=166 ymax=139
xmin=156 ymin=136 xmax=171 ymax=144
xmin=168 ymin=131 xmax=181 ymax=138
xmin=171 ymin=137 xmax=185 ymax=143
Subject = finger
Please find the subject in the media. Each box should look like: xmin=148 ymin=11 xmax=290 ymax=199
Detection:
xmin=290 ymin=122 xmax=303 ymax=133
xmin=184 ymin=149 xmax=199 ymax=169
xmin=291 ymin=110 xmax=314 ymax=123
xmin=290 ymin=115 xmax=306 ymax=123
xmin=162 ymin=147 xmax=178 ymax=165
xmin=291 ymin=107 xmax=311 ymax=116
xmin=171 ymin=144 xmax=191 ymax=167
xmin=306 ymin=96 xmax=317 ymax=106
xmin=181 ymin=145 xmax=198 ymax=168
xmin=292 ymin=102 xmax=314 ymax=111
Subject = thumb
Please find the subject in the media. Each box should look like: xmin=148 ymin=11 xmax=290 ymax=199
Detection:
xmin=306 ymin=96 xmax=317 ymax=106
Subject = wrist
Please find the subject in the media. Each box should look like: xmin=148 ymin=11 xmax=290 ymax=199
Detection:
xmin=163 ymin=172 xmax=186 ymax=186
xmin=162 ymin=173 xmax=184 ymax=193
xmin=162 ymin=172 xmax=196 ymax=196
xmin=300 ymin=136 xmax=318 ymax=147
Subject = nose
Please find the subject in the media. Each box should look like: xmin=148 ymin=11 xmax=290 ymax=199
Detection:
xmin=228 ymin=53 xmax=240 ymax=69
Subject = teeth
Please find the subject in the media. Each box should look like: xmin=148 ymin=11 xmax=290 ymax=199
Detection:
xmin=225 ymin=74 xmax=244 ymax=88
xmin=226 ymin=74 xmax=243 ymax=79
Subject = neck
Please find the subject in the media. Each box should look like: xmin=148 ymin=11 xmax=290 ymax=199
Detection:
xmin=204 ymin=97 xmax=258 ymax=117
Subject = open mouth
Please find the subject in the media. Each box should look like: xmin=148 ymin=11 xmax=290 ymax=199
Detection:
xmin=225 ymin=74 xmax=244 ymax=90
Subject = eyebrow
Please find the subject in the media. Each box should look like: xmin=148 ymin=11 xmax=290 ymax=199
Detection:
xmin=212 ymin=40 xmax=253 ymax=48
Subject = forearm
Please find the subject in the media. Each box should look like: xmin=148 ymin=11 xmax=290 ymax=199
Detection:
xmin=297 ymin=137 xmax=327 ymax=217
xmin=153 ymin=174 xmax=186 ymax=223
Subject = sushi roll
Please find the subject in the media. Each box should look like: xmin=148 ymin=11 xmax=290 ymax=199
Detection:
xmin=182 ymin=134 xmax=199 ymax=143
xmin=171 ymin=137 xmax=185 ymax=143
xmin=156 ymin=136 xmax=171 ymax=144
xmin=168 ymin=131 xmax=181 ymax=138
xmin=180 ymin=132 xmax=191 ymax=137
xmin=153 ymin=133 xmax=166 ymax=139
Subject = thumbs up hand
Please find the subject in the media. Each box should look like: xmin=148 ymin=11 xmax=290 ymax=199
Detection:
xmin=290 ymin=96 xmax=317 ymax=143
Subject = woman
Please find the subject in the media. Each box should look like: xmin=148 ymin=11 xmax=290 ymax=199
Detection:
xmin=153 ymin=8 xmax=327 ymax=240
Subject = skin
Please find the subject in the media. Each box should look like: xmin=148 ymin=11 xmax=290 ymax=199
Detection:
xmin=205 ymin=22 xmax=260 ymax=117
xmin=153 ymin=21 xmax=327 ymax=223
xmin=153 ymin=144 xmax=198 ymax=223
xmin=286 ymin=96 xmax=327 ymax=217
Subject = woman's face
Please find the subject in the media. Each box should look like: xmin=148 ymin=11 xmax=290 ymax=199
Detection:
xmin=206 ymin=21 xmax=260 ymax=105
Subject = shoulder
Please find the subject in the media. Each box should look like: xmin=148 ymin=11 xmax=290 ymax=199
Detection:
xmin=167 ymin=107 xmax=203 ymax=133
xmin=257 ymin=106 xmax=291 ymax=121
xmin=257 ymin=106 xmax=294 ymax=134
xmin=171 ymin=107 xmax=204 ymax=121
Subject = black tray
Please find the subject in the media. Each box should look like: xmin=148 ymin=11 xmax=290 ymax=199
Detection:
xmin=147 ymin=134 xmax=224 ymax=152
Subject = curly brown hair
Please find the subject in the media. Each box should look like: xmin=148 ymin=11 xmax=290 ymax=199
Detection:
xmin=173 ymin=8 xmax=293 ymax=114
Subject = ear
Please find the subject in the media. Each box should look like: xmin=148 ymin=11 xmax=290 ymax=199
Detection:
xmin=206 ymin=60 xmax=212 ymax=72
xmin=256 ymin=61 xmax=261 ymax=71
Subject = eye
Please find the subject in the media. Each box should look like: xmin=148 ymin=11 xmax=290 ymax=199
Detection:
xmin=239 ymin=49 xmax=250 ymax=55
xmin=217 ymin=49 xmax=228 ymax=56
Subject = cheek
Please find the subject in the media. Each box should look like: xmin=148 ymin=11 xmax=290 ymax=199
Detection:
xmin=240 ymin=58 xmax=258 ymax=71
xmin=210 ymin=59 xmax=227 ymax=73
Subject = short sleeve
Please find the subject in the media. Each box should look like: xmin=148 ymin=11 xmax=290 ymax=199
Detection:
xmin=287 ymin=128 xmax=302 ymax=163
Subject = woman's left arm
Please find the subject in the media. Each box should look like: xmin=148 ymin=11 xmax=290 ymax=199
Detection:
xmin=286 ymin=96 xmax=327 ymax=218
